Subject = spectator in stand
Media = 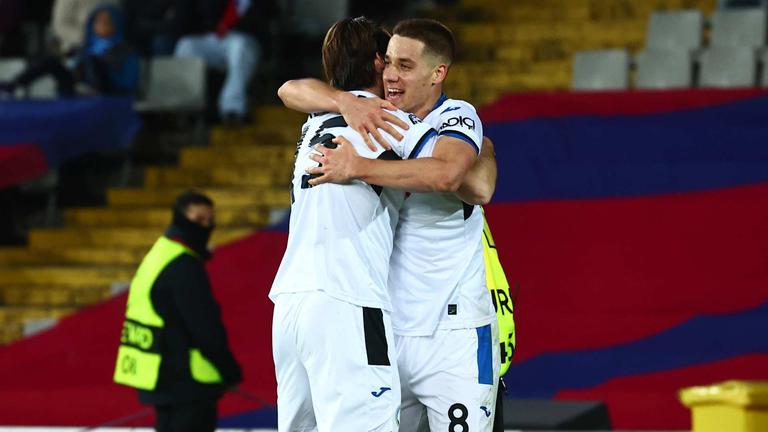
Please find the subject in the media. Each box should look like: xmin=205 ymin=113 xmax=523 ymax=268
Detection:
xmin=52 ymin=0 xmax=119 ymax=55
xmin=173 ymin=0 xmax=264 ymax=124
xmin=0 ymin=5 xmax=139 ymax=97
xmin=122 ymin=0 xmax=178 ymax=57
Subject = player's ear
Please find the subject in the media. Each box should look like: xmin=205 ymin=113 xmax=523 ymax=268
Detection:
xmin=374 ymin=53 xmax=385 ymax=74
xmin=432 ymin=63 xmax=448 ymax=86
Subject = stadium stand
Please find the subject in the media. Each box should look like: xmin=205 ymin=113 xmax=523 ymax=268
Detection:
xmin=0 ymin=105 xmax=300 ymax=345
xmin=6 ymin=0 xmax=768 ymax=431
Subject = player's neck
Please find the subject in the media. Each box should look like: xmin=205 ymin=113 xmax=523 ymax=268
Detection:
xmin=363 ymin=75 xmax=385 ymax=99
xmin=414 ymin=88 xmax=445 ymax=119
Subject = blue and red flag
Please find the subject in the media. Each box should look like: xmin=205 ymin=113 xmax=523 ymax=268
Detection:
xmin=0 ymin=97 xmax=140 ymax=187
xmin=480 ymin=88 xmax=768 ymax=429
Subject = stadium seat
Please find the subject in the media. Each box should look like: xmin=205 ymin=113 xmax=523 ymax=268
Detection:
xmin=646 ymin=10 xmax=704 ymax=51
xmin=572 ymin=49 xmax=630 ymax=90
xmin=27 ymin=77 xmax=56 ymax=99
xmin=134 ymin=56 xmax=206 ymax=112
xmin=0 ymin=58 xmax=25 ymax=82
xmin=699 ymin=46 xmax=757 ymax=87
xmin=711 ymin=8 xmax=767 ymax=48
xmin=0 ymin=59 xmax=59 ymax=99
xmin=635 ymin=49 xmax=693 ymax=89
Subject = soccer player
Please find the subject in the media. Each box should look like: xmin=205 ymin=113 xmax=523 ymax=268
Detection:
xmin=278 ymin=19 xmax=506 ymax=432
xmin=269 ymin=17 xmax=439 ymax=432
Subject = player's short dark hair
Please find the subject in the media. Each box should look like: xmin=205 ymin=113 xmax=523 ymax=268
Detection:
xmin=393 ymin=18 xmax=456 ymax=65
xmin=322 ymin=16 xmax=390 ymax=91
xmin=174 ymin=190 xmax=214 ymax=214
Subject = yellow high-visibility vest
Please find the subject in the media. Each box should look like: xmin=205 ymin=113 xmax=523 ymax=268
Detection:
xmin=114 ymin=236 xmax=222 ymax=390
xmin=482 ymin=210 xmax=517 ymax=376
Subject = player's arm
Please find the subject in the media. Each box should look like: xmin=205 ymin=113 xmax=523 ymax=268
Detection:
xmin=277 ymin=78 xmax=408 ymax=150
xmin=456 ymin=137 xmax=497 ymax=205
xmin=307 ymin=135 xmax=476 ymax=193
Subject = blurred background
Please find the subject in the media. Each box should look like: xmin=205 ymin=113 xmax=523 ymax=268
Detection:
xmin=1 ymin=0 xmax=767 ymax=430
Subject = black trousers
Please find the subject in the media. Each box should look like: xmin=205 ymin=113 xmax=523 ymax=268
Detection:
xmin=154 ymin=398 xmax=217 ymax=432
xmin=493 ymin=377 xmax=505 ymax=432
xmin=13 ymin=56 xmax=76 ymax=96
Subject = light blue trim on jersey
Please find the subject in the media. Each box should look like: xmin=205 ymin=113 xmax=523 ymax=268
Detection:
xmin=408 ymin=129 xmax=438 ymax=159
xmin=477 ymin=324 xmax=493 ymax=385
xmin=439 ymin=130 xmax=480 ymax=154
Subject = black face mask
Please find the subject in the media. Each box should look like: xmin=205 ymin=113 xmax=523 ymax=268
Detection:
xmin=167 ymin=208 xmax=215 ymax=259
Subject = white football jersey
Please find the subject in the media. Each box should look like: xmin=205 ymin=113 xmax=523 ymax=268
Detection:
xmin=270 ymin=91 xmax=438 ymax=311
xmin=389 ymin=95 xmax=494 ymax=336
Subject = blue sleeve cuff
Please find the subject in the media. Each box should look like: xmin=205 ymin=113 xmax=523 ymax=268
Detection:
xmin=439 ymin=130 xmax=480 ymax=154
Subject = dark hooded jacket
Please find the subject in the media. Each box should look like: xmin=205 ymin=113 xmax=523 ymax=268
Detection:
xmin=138 ymin=212 xmax=242 ymax=405
xmin=78 ymin=5 xmax=140 ymax=95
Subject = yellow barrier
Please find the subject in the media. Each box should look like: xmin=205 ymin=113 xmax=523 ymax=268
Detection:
xmin=680 ymin=381 xmax=768 ymax=432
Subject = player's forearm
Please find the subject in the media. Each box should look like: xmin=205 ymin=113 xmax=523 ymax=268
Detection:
xmin=277 ymin=78 xmax=345 ymax=113
xmin=355 ymin=157 xmax=465 ymax=193
xmin=456 ymin=138 xmax=497 ymax=205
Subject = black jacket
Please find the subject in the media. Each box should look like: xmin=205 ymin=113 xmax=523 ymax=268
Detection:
xmin=173 ymin=0 xmax=273 ymax=38
xmin=138 ymin=223 xmax=242 ymax=405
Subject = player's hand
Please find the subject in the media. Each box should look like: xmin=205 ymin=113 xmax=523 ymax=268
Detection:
xmin=306 ymin=136 xmax=362 ymax=186
xmin=337 ymin=93 xmax=409 ymax=152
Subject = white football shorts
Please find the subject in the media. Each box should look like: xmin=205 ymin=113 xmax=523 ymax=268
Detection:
xmin=272 ymin=291 xmax=401 ymax=432
xmin=396 ymin=321 xmax=500 ymax=432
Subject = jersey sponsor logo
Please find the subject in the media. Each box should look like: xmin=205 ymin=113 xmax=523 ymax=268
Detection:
xmin=440 ymin=116 xmax=476 ymax=131
xmin=480 ymin=405 xmax=492 ymax=417
xmin=441 ymin=106 xmax=461 ymax=114
xmin=371 ymin=387 xmax=392 ymax=397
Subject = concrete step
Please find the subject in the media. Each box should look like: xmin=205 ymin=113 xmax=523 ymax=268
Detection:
xmin=251 ymin=105 xmax=307 ymax=126
xmin=64 ymin=206 xmax=271 ymax=228
xmin=143 ymin=166 xmax=291 ymax=188
xmin=0 ymin=306 xmax=75 ymax=344
xmin=1 ymin=285 xmax=111 ymax=306
xmin=179 ymin=145 xmax=295 ymax=169
xmin=0 ymin=247 xmax=147 ymax=266
xmin=107 ymin=187 xmax=290 ymax=208
xmin=28 ymin=226 xmax=255 ymax=249
xmin=0 ymin=323 xmax=23 ymax=345
xmin=210 ymin=124 xmax=301 ymax=147
xmin=0 ymin=306 xmax=76 ymax=324
xmin=0 ymin=266 xmax=133 ymax=287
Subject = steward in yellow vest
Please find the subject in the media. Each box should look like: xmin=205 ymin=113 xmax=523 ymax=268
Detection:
xmin=482 ymin=209 xmax=517 ymax=432
xmin=482 ymin=212 xmax=516 ymax=376
xmin=114 ymin=191 xmax=241 ymax=432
